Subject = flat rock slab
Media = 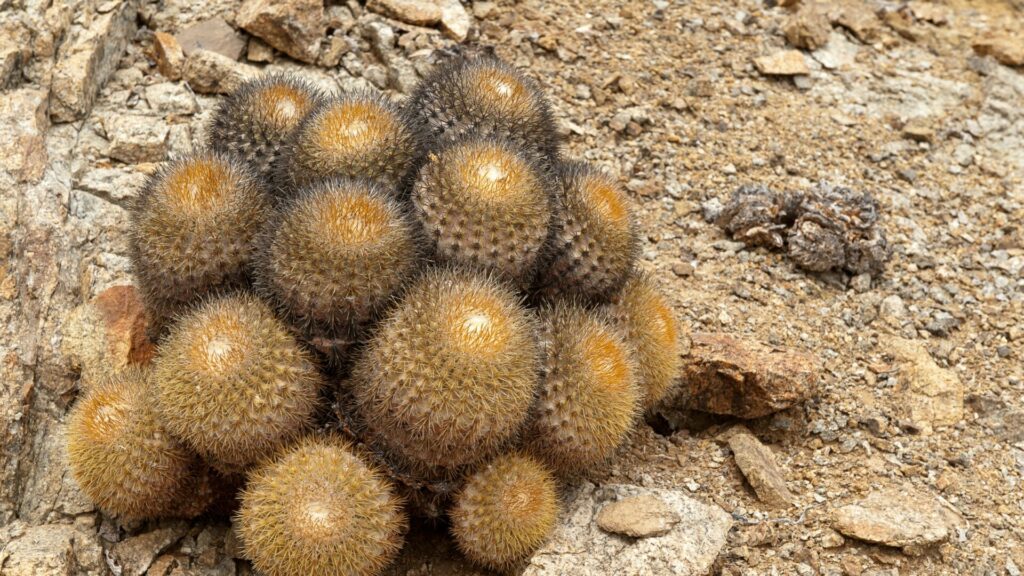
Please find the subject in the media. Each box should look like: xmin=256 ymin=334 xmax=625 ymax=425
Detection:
xmin=175 ymin=17 xmax=247 ymax=60
xmin=237 ymin=0 xmax=325 ymax=64
xmin=726 ymin=427 xmax=796 ymax=507
xmin=754 ymin=50 xmax=810 ymax=76
xmin=596 ymin=494 xmax=680 ymax=538
xmin=886 ymin=337 xmax=963 ymax=434
xmin=670 ymin=332 xmax=820 ymax=418
xmin=525 ymin=484 xmax=732 ymax=576
xmin=833 ymin=487 xmax=964 ymax=554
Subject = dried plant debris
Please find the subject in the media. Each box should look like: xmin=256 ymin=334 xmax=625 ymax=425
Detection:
xmin=716 ymin=182 xmax=891 ymax=276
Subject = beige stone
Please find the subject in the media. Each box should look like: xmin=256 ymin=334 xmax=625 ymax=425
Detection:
xmin=0 ymin=88 xmax=49 ymax=183
xmin=886 ymin=337 xmax=963 ymax=434
xmin=152 ymin=31 xmax=185 ymax=80
xmin=366 ymin=0 xmax=442 ymax=26
xmin=597 ymin=494 xmax=680 ymax=538
xmin=726 ymin=426 xmax=796 ymax=507
xmin=754 ymin=50 xmax=810 ymax=76
xmin=49 ymin=0 xmax=137 ymax=122
xmin=237 ymin=0 xmax=325 ymax=64
xmin=183 ymin=49 xmax=259 ymax=94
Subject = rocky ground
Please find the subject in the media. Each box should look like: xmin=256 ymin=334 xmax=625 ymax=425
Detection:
xmin=1 ymin=0 xmax=1023 ymax=574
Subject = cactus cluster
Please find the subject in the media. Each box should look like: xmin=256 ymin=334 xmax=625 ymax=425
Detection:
xmin=66 ymin=53 xmax=684 ymax=575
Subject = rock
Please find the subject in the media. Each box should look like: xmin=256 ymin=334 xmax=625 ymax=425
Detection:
xmin=144 ymin=82 xmax=199 ymax=115
xmin=668 ymin=333 xmax=819 ymax=419
xmin=367 ymin=0 xmax=442 ymax=26
xmin=183 ymin=49 xmax=259 ymax=94
xmin=61 ymin=285 xmax=156 ymax=387
xmin=973 ymin=34 xmax=1024 ymax=67
xmin=883 ymin=9 xmax=920 ymax=41
xmin=110 ymin=522 xmax=190 ymax=576
xmin=152 ymin=32 xmax=185 ymax=80
xmin=596 ymin=494 xmax=680 ymax=538
xmin=104 ymin=114 xmax=170 ymax=164
xmin=754 ymin=50 xmax=810 ymax=76
xmin=473 ymin=1 xmax=497 ymax=19
xmin=237 ymin=0 xmax=325 ymax=64
xmin=925 ymin=311 xmax=960 ymax=336
xmin=524 ymin=483 xmax=731 ymax=576
xmin=0 ymin=19 xmax=32 ymax=88
xmin=175 ymin=17 xmax=247 ymax=60
xmin=726 ymin=426 xmax=796 ymax=507
xmin=783 ymin=6 xmax=831 ymax=50
xmin=439 ymin=0 xmax=472 ymax=41
xmin=388 ymin=58 xmax=420 ymax=94
xmin=902 ymin=118 xmax=935 ymax=142
xmin=246 ymin=37 xmax=276 ymax=63
xmin=966 ymin=393 xmax=1024 ymax=444
xmin=364 ymin=21 xmax=396 ymax=64
xmin=50 ymin=0 xmax=137 ymax=122
xmin=885 ymin=337 xmax=963 ymax=434
xmin=833 ymin=487 xmax=963 ymax=554
xmin=0 ymin=88 xmax=49 ymax=183
xmin=878 ymin=294 xmax=907 ymax=325
xmin=830 ymin=1 xmax=880 ymax=43
xmin=75 ymin=166 xmax=148 ymax=205
xmin=811 ymin=30 xmax=859 ymax=70
xmin=0 ymin=523 xmax=105 ymax=576
xmin=909 ymin=2 xmax=950 ymax=25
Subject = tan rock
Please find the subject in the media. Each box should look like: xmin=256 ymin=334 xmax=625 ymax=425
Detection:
xmin=62 ymin=285 xmax=156 ymax=388
xmin=833 ymin=487 xmax=963 ymax=553
xmin=109 ymin=523 xmax=190 ymax=576
xmin=104 ymin=114 xmax=170 ymax=164
xmin=670 ymin=333 xmax=819 ymax=419
xmin=783 ymin=6 xmax=831 ymax=50
xmin=49 ymin=0 xmax=137 ymax=122
xmin=909 ymin=2 xmax=950 ymax=25
xmin=885 ymin=337 xmax=963 ymax=434
xmin=175 ymin=17 xmax=247 ymax=60
xmin=152 ymin=32 xmax=185 ymax=80
xmin=596 ymin=494 xmax=680 ymax=538
xmin=754 ymin=50 xmax=810 ymax=76
xmin=183 ymin=49 xmax=259 ymax=94
xmin=526 ymin=484 xmax=731 ymax=575
xmin=726 ymin=426 xmax=796 ymax=507
xmin=0 ymin=88 xmax=49 ymax=183
xmin=246 ymin=37 xmax=275 ymax=63
xmin=902 ymin=118 xmax=935 ymax=142
xmin=237 ymin=0 xmax=325 ymax=64
xmin=829 ymin=1 xmax=881 ymax=43
xmin=0 ymin=523 xmax=105 ymax=576
xmin=367 ymin=0 xmax=442 ymax=26
xmin=973 ymin=34 xmax=1024 ymax=67
xmin=439 ymin=0 xmax=472 ymax=41
xmin=0 ymin=19 xmax=32 ymax=87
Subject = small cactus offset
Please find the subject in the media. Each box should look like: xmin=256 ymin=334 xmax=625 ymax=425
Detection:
xmin=608 ymin=273 xmax=684 ymax=410
xmin=412 ymin=136 xmax=554 ymax=285
xmin=280 ymin=91 xmax=424 ymax=194
xmin=534 ymin=160 xmax=639 ymax=303
xmin=71 ymin=53 xmax=688 ymax=576
xmin=526 ymin=302 xmax=640 ymax=474
xmin=207 ymin=74 xmax=326 ymax=192
xmin=66 ymin=367 xmax=199 ymax=520
xmin=450 ymin=453 xmax=559 ymax=570
xmin=129 ymin=152 xmax=269 ymax=332
xmin=351 ymin=268 xmax=539 ymax=473
xmin=254 ymin=177 xmax=419 ymax=342
xmin=410 ymin=55 xmax=561 ymax=159
xmin=238 ymin=436 xmax=407 ymax=576
xmin=153 ymin=293 xmax=323 ymax=471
